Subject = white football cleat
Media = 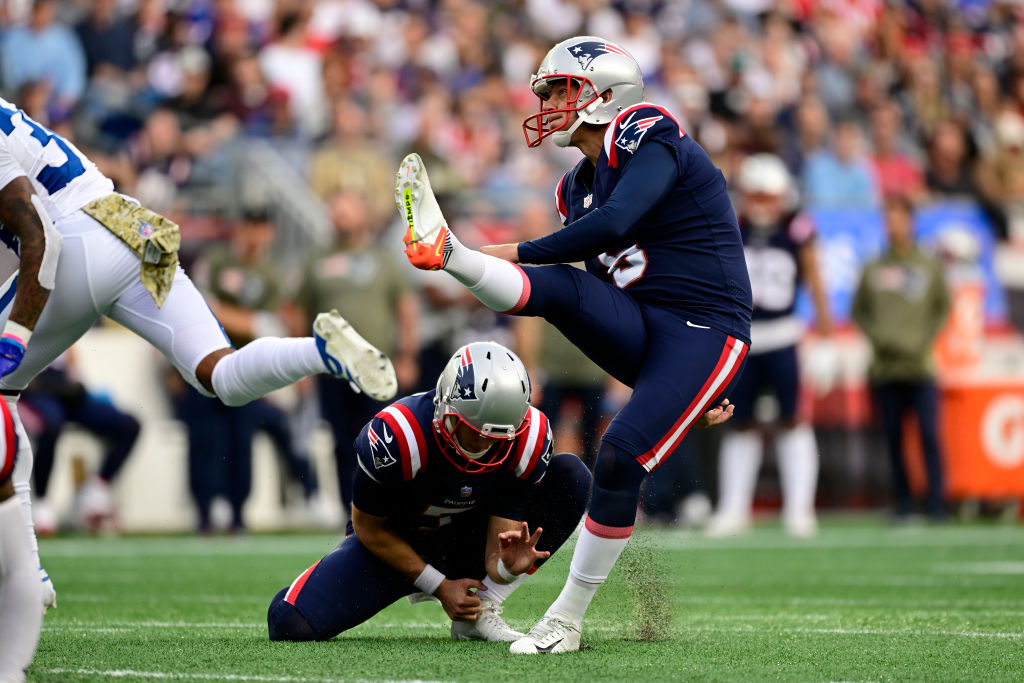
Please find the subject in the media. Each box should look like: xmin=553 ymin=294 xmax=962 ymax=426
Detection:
xmin=704 ymin=514 xmax=751 ymax=538
xmin=313 ymin=310 xmax=397 ymax=402
xmin=40 ymin=566 xmax=57 ymax=613
xmin=395 ymin=153 xmax=452 ymax=271
xmin=451 ymin=600 xmax=524 ymax=642
xmin=509 ymin=612 xmax=581 ymax=654
xmin=784 ymin=515 xmax=818 ymax=539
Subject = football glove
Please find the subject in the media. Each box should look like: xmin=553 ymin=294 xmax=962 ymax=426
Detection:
xmin=0 ymin=333 xmax=26 ymax=378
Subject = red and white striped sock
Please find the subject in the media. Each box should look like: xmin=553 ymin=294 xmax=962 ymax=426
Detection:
xmin=547 ymin=518 xmax=632 ymax=626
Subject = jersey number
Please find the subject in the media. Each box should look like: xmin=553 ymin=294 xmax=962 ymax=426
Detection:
xmin=0 ymin=108 xmax=85 ymax=195
xmin=419 ymin=504 xmax=475 ymax=531
xmin=745 ymin=247 xmax=798 ymax=312
xmin=597 ymin=245 xmax=647 ymax=289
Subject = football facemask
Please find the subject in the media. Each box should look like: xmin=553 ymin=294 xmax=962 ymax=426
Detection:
xmin=432 ymin=341 xmax=531 ymax=473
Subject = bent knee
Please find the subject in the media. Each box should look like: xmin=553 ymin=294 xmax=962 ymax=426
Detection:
xmin=267 ymin=589 xmax=321 ymax=642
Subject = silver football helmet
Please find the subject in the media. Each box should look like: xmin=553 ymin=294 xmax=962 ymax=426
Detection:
xmin=433 ymin=341 xmax=531 ymax=473
xmin=523 ymin=36 xmax=644 ymax=148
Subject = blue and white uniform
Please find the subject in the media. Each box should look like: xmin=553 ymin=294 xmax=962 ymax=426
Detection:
xmin=267 ymin=390 xmax=591 ymax=640
xmin=512 ymin=103 xmax=751 ymax=477
xmin=0 ymin=97 xmax=229 ymax=394
xmin=730 ymin=213 xmax=815 ymax=422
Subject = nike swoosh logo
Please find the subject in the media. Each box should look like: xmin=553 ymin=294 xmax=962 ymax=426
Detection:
xmin=686 ymin=321 xmax=710 ymax=329
xmin=382 ymin=427 xmax=394 ymax=443
xmin=618 ymin=111 xmax=637 ymax=130
xmin=536 ymin=640 xmax=563 ymax=653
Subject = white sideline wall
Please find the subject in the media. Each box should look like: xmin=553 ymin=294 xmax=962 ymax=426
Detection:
xmin=37 ymin=326 xmax=344 ymax=532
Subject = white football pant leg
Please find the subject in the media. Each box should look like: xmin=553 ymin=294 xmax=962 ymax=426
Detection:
xmin=776 ymin=424 xmax=819 ymax=537
xmin=709 ymin=430 xmax=762 ymax=532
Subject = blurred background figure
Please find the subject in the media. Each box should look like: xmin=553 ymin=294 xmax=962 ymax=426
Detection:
xmin=174 ymin=207 xmax=317 ymax=534
xmin=708 ymin=154 xmax=833 ymax=538
xmin=293 ymin=190 xmax=419 ymax=515
xmin=22 ymin=350 xmax=140 ymax=535
xmin=853 ymin=197 xmax=951 ymax=522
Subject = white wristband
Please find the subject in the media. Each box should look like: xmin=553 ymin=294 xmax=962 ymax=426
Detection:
xmin=2 ymin=321 xmax=32 ymax=348
xmin=496 ymin=558 xmax=519 ymax=583
xmin=413 ymin=564 xmax=445 ymax=595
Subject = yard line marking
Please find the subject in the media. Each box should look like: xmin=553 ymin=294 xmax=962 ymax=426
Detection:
xmin=689 ymin=626 xmax=1024 ymax=639
xmin=677 ymin=595 xmax=1024 ymax=609
xmin=36 ymin=669 xmax=448 ymax=683
xmin=932 ymin=561 xmax=1024 ymax=574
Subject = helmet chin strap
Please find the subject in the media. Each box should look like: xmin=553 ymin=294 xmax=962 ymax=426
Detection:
xmin=553 ymin=115 xmax=587 ymax=148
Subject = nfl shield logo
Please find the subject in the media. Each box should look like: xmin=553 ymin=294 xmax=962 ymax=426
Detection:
xmin=138 ymin=222 xmax=155 ymax=237
xmin=583 ymin=194 xmax=593 ymax=208
xmin=460 ymin=485 xmax=472 ymax=498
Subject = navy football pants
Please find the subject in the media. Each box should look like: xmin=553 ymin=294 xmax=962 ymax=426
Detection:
xmin=728 ymin=345 xmax=799 ymax=423
xmin=267 ymin=453 xmax=591 ymax=640
xmin=518 ymin=264 xmax=747 ymax=472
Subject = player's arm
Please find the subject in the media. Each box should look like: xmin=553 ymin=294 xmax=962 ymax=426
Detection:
xmin=504 ymin=142 xmax=679 ymax=265
xmin=484 ymin=515 xmax=548 ymax=585
xmin=798 ymin=239 xmax=834 ymax=336
xmin=0 ymin=176 xmax=61 ymax=376
xmin=351 ymin=505 xmax=485 ymax=621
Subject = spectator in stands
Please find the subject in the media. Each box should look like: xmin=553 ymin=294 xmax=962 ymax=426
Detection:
xmin=0 ymin=0 xmax=86 ymax=119
xmin=294 ymin=190 xmax=419 ymax=512
xmin=852 ymin=197 xmax=951 ymax=521
xmin=309 ymin=98 xmax=396 ymax=227
xmin=870 ymin=102 xmax=926 ymax=203
xmin=926 ymin=119 xmax=1005 ymax=237
xmin=802 ymin=118 xmax=880 ymax=209
xmin=75 ymin=0 xmax=137 ymax=77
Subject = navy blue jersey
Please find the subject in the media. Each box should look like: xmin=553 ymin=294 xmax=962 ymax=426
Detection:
xmin=547 ymin=103 xmax=752 ymax=343
xmin=740 ymin=212 xmax=816 ymax=322
xmin=352 ymin=391 xmax=552 ymax=538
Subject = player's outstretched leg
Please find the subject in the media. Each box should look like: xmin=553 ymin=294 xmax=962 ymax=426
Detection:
xmin=396 ymin=154 xmax=528 ymax=313
xmin=208 ymin=309 xmax=397 ymax=406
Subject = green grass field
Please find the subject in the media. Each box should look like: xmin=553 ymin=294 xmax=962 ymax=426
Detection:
xmin=31 ymin=520 xmax=1024 ymax=682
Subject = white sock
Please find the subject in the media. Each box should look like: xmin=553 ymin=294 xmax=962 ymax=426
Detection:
xmin=714 ymin=430 xmax=762 ymax=523
xmin=443 ymin=233 xmax=527 ymax=313
xmin=210 ymin=338 xmax=325 ymax=407
xmin=5 ymin=397 xmax=39 ymax=568
xmin=547 ymin=523 xmax=631 ymax=626
xmin=776 ymin=424 xmax=819 ymax=524
xmin=0 ymin=496 xmax=42 ymax=682
xmin=480 ymin=572 xmax=527 ymax=605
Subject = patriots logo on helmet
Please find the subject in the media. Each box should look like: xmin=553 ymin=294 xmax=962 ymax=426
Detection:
xmin=567 ymin=40 xmax=628 ymax=71
xmin=615 ymin=110 xmax=663 ymax=155
xmin=367 ymin=424 xmax=397 ymax=469
xmin=452 ymin=348 xmax=478 ymax=401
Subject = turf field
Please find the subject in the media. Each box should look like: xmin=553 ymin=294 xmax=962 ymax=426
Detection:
xmin=32 ymin=520 xmax=1024 ymax=682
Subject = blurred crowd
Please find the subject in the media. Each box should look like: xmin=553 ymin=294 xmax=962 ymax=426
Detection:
xmin=5 ymin=0 xmax=1024 ymax=532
